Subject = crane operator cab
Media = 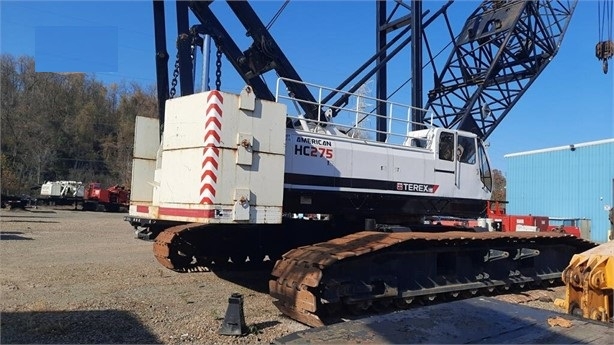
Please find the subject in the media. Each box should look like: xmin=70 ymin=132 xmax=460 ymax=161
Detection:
xmin=403 ymin=127 xmax=492 ymax=201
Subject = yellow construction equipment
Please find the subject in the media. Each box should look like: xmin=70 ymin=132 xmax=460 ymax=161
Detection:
xmin=557 ymin=241 xmax=614 ymax=322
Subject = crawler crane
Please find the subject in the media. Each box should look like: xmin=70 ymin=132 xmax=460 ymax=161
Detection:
xmin=125 ymin=0 xmax=596 ymax=326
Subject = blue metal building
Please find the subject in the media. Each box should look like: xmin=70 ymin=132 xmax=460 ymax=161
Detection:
xmin=504 ymin=138 xmax=614 ymax=243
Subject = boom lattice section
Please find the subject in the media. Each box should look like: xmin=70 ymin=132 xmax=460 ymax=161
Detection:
xmin=426 ymin=0 xmax=577 ymax=139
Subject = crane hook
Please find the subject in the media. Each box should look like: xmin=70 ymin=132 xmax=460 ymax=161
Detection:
xmin=595 ymin=41 xmax=614 ymax=74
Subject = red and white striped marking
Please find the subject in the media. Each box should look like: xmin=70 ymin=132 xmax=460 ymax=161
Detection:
xmin=200 ymin=91 xmax=224 ymax=205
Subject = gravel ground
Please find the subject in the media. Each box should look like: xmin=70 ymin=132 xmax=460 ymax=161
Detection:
xmin=0 ymin=207 xmax=308 ymax=344
xmin=0 ymin=207 xmax=570 ymax=344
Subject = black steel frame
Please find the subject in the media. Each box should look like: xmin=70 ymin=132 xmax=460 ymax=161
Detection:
xmin=426 ymin=0 xmax=578 ymax=138
xmin=152 ymin=0 xmax=577 ymax=141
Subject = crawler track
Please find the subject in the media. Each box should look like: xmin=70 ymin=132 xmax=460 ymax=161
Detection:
xmin=153 ymin=223 xmax=210 ymax=272
xmin=152 ymin=218 xmax=363 ymax=272
xmin=269 ymin=231 xmax=596 ymax=327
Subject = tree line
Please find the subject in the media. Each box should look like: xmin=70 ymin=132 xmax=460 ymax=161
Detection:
xmin=1 ymin=54 xmax=157 ymax=196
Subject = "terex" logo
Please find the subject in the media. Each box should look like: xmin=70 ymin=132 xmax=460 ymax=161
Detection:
xmin=396 ymin=182 xmax=439 ymax=193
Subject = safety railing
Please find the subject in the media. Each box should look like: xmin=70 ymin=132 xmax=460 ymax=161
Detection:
xmin=275 ymin=77 xmax=434 ymax=147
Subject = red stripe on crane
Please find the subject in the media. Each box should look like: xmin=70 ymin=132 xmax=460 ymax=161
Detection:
xmin=201 ymin=90 xmax=223 ymax=206
xmin=201 ymin=156 xmax=219 ymax=170
xmin=207 ymin=90 xmax=224 ymax=103
xmin=199 ymin=197 xmax=215 ymax=206
xmin=203 ymin=146 xmax=220 ymax=156
xmin=200 ymin=183 xmax=216 ymax=197
xmin=206 ymin=103 xmax=223 ymax=117
xmin=201 ymin=170 xmax=217 ymax=183
xmin=204 ymin=129 xmax=221 ymax=143
xmin=159 ymin=207 xmax=215 ymax=218
xmin=205 ymin=116 xmax=222 ymax=130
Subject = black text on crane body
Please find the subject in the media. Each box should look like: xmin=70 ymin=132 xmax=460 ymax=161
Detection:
xmin=396 ymin=183 xmax=439 ymax=193
xmin=296 ymin=137 xmax=332 ymax=146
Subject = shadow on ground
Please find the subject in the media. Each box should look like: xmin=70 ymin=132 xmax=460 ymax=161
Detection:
xmin=275 ymin=297 xmax=612 ymax=344
xmin=253 ymin=320 xmax=281 ymax=330
xmin=0 ymin=214 xmax=57 ymax=218
xmin=1 ymin=220 xmax=60 ymax=224
xmin=0 ymin=310 xmax=161 ymax=344
xmin=0 ymin=231 xmax=33 ymax=240
xmin=212 ymin=268 xmax=272 ymax=293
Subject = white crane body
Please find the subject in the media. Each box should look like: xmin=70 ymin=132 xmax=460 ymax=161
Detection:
xmin=129 ymin=86 xmax=491 ymax=225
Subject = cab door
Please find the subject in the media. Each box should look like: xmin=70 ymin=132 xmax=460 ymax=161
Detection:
xmin=434 ymin=130 xmax=457 ymax=197
xmin=434 ymin=130 xmax=482 ymax=198
xmin=456 ymin=134 xmax=480 ymax=198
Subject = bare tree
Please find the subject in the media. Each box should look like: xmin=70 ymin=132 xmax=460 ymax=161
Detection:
xmin=1 ymin=54 xmax=157 ymax=195
xmin=491 ymin=169 xmax=506 ymax=202
xmin=101 ymin=83 xmax=157 ymax=187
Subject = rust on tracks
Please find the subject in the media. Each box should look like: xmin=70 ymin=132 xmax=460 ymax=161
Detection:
xmin=269 ymin=231 xmax=596 ymax=327
xmin=153 ymin=223 xmax=207 ymax=272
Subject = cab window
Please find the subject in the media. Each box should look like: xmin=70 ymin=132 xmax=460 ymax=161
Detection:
xmin=457 ymin=136 xmax=476 ymax=164
xmin=478 ymin=144 xmax=492 ymax=191
xmin=438 ymin=132 xmax=454 ymax=161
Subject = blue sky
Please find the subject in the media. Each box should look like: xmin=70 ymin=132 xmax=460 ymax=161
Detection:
xmin=1 ymin=0 xmax=613 ymax=171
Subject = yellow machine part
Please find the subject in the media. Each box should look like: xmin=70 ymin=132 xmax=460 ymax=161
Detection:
xmin=559 ymin=241 xmax=614 ymax=322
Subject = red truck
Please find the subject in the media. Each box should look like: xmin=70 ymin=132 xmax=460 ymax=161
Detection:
xmin=82 ymin=183 xmax=130 ymax=212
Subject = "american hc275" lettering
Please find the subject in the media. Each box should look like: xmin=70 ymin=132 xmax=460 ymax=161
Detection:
xmin=294 ymin=145 xmax=333 ymax=159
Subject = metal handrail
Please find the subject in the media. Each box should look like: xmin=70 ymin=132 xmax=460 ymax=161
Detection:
xmin=275 ymin=77 xmax=434 ymax=146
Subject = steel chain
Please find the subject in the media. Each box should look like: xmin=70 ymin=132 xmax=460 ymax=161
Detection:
xmin=215 ymin=44 xmax=222 ymax=90
xmin=170 ymin=52 xmax=180 ymax=99
xmin=190 ymin=42 xmax=197 ymax=82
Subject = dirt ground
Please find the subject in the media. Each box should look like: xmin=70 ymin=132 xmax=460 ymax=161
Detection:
xmin=0 ymin=207 xmax=308 ymax=344
xmin=0 ymin=207 xmax=569 ymax=344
